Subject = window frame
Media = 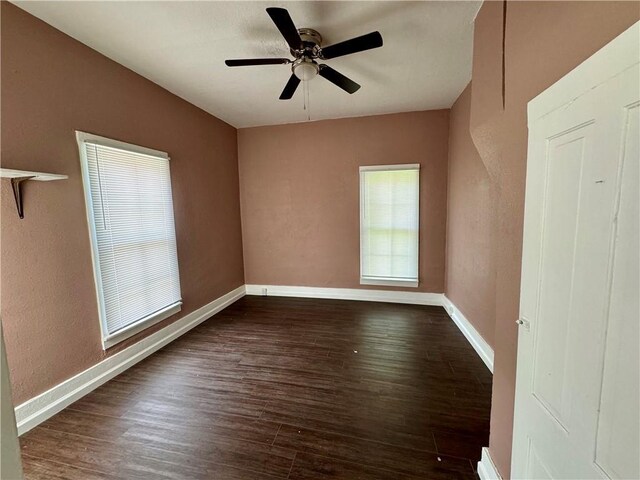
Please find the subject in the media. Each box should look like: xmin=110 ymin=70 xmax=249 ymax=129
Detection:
xmin=359 ymin=163 xmax=420 ymax=288
xmin=76 ymin=131 xmax=182 ymax=349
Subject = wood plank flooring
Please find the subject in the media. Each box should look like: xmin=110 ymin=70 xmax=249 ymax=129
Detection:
xmin=20 ymin=296 xmax=492 ymax=479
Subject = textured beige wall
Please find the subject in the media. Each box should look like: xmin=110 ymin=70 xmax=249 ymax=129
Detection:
xmin=238 ymin=110 xmax=449 ymax=293
xmin=445 ymin=83 xmax=496 ymax=348
xmin=1 ymin=3 xmax=245 ymax=405
xmin=470 ymin=2 xmax=640 ymax=477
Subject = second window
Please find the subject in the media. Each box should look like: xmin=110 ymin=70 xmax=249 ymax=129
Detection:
xmin=360 ymin=164 xmax=420 ymax=287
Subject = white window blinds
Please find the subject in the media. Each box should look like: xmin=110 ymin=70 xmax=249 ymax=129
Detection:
xmin=77 ymin=132 xmax=182 ymax=348
xmin=360 ymin=164 xmax=420 ymax=287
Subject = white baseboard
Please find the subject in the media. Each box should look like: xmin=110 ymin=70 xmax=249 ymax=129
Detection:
xmin=14 ymin=285 xmax=245 ymax=436
xmin=441 ymin=295 xmax=494 ymax=373
xmin=245 ymin=284 xmax=444 ymax=306
xmin=477 ymin=447 xmax=503 ymax=480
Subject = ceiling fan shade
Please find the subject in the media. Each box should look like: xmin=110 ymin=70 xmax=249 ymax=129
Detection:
xmin=320 ymin=31 xmax=383 ymax=60
xmin=224 ymin=7 xmax=382 ymax=100
xmin=225 ymin=58 xmax=291 ymax=67
xmin=279 ymin=74 xmax=301 ymax=100
xmin=318 ymin=65 xmax=361 ymax=94
xmin=292 ymin=59 xmax=319 ymax=81
xmin=266 ymin=7 xmax=302 ymax=51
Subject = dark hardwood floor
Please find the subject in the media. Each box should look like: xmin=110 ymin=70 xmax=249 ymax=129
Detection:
xmin=20 ymin=296 xmax=492 ymax=479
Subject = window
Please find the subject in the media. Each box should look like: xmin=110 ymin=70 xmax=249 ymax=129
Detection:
xmin=76 ymin=132 xmax=182 ymax=349
xmin=360 ymin=164 xmax=420 ymax=287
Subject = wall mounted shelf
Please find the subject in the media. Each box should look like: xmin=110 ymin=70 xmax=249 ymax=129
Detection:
xmin=1 ymin=168 xmax=68 ymax=219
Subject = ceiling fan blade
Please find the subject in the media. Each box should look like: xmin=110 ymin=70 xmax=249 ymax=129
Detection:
xmin=279 ymin=74 xmax=301 ymax=100
xmin=318 ymin=65 xmax=361 ymax=94
xmin=225 ymin=58 xmax=290 ymax=67
xmin=266 ymin=7 xmax=302 ymax=51
xmin=320 ymin=31 xmax=383 ymax=60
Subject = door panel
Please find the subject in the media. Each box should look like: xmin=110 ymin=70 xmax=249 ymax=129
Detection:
xmin=594 ymin=103 xmax=639 ymax=480
xmin=532 ymin=126 xmax=591 ymax=430
xmin=526 ymin=440 xmax=553 ymax=480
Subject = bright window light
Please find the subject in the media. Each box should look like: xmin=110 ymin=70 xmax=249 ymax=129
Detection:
xmin=360 ymin=164 xmax=420 ymax=288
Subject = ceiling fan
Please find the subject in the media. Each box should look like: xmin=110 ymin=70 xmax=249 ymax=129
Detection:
xmin=225 ymin=7 xmax=383 ymax=100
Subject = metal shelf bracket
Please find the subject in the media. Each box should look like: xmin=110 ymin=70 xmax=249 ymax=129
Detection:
xmin=11 ymin=176 xmax=35 ymax=219
xmin=1 ymin=168 xmax=68 ymax=219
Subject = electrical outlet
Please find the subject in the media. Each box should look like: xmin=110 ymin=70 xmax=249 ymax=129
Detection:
xmin=262 ymin=287 xmax=267 ymax=296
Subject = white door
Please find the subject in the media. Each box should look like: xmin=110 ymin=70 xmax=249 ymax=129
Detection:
xmin=512 ymin=22 xmax=639 ymax=480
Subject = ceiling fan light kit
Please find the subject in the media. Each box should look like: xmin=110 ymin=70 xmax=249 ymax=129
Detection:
xmin=292 ymin=58 xmax=319 ymax=81
xmin=225 ymin=7 xmax=383 ymax=100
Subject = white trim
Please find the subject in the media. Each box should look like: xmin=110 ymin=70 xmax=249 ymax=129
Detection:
xmin=360 ymin=277 xmax=419 ymax=288
xmin=528 ymin=22 xmax=639 ymax=123
xmin=77 ymin=133 xmax=111 ymax=346
xmin=359 ymin=163 xmax=420 ymax=172
xmin=477 ymin=447 xmax=503 ymax=480
xmin=75 ymin=131 xmax=169 ymax=160
xmin=245 ymin=284 xmax=443 ymax=306
xmin=102 ymin=302 xmax=182 ymax=349
xmin=14 ymin=285 xmax=245 ymax=436
xmin=442 ymin=295 xmax=494 ymax=372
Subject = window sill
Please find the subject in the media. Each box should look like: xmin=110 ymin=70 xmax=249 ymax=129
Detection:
xmin=102 ymin=302 xmax=182 ymax=349
xmin=360 ymin=277 xmax=419 ymax=288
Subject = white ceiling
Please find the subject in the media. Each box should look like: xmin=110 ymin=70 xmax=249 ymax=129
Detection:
xmin=14 ymin=1 xmax=481 ymax=128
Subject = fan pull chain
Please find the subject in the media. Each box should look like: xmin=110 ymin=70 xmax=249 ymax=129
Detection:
xmin=307 ymin=82 xmax=311 ymax=121
xmin=303 ymin=80 xmax=311 ymax=121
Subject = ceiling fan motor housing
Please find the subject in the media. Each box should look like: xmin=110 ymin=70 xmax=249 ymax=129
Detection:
xmin=291 ymin=28 xmax=322 ymax=81
xmin=294 ymin=28 xmax=322 ymax=55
